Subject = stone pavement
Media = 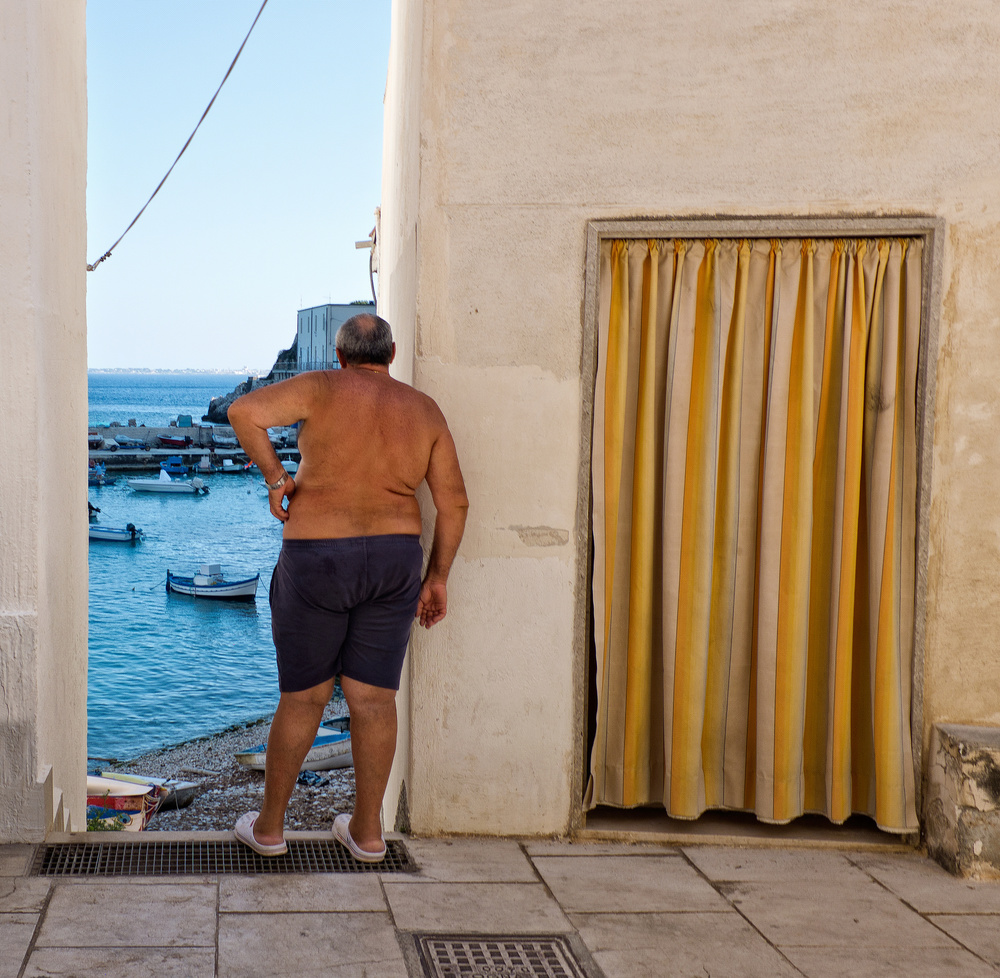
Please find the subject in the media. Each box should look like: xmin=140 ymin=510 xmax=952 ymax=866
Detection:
xmin=2 ymin=834 xmax=999 ymax=977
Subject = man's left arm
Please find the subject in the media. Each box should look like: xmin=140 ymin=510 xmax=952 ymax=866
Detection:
xmin=227 ymin=375 xmax=315 ymax=522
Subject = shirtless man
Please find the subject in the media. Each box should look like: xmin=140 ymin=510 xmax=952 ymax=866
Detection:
xmin=227 ymin=313 xmax=468 ymax=861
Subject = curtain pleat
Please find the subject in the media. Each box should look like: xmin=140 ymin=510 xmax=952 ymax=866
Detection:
xmin=589 ymin=236 xmax=921 ymax=832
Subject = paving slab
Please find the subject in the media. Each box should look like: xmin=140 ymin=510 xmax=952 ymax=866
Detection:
xmin=929 ymin=914 xmax=1000 ymax=968
xmin=0 ymin=913 xmax=38 ymax=977
xmin=570 ymin=910 xmax=801 ymax=978
xmin=0 ymin=844 xmax=36 ymax=876
xmin=780 ymin=943 xmax=1000 ymax=978
xmin=525 ymin=840 xmax=681 ymax=857
xmin=532 ymin=853 xmax=729 ymax=912
xmin=35 ymin=881 xmax=217 ymax=948
xmin=725 ymin=878 xmax=960 ymax=948
xmin=384 ymin=881 xmax=573 ymax=933
xmin=219 ymin=874 xmax=386 ymax=912
xmin=683 ymin=845 xmax=871 ymax=883
xmin=0 ymin=877 xmax=51 ymax=912
xmin=22 ymin=946 xmax=217 ymax=978
xmin=851 ymin=852 xmax=1000 ymax=912
xmin=218 ymin=911 xmax=407 ymax=978
xmin=394 ymin=837 xmax=538 ymax=882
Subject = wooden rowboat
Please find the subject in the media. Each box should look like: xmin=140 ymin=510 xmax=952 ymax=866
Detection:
xmin=235 ymin=727 xmax=352 ymax=772
xmin=166 ymin=564 xmax=259 ymax=601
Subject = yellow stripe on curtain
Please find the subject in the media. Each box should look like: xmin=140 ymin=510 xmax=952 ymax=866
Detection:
xmin=589 ymin=236 xmax=921 ymax=832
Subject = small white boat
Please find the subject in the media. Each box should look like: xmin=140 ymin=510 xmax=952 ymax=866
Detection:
xmin=235 ymin=726 xmax=353 ymax=772
xmin=86 ymin=774 xmax=163 ymax=831
xmin=89 ymin=522 xmax=144 ymax=543
xmin=166 ymin=563 xmax=259 ymax=601
xmin=127 ymin=469 xmax=209 ymax=494
xmin=98 ymin=771 xmax=201 ymax=811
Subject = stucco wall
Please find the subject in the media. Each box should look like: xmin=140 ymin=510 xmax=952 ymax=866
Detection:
xmin=379 ymin=0 xmax=425 ymax=828
xmin=383 ymin=0 xmax=1000 ymax=835
xmin=0 ymin=0 xmax=88 ymax=840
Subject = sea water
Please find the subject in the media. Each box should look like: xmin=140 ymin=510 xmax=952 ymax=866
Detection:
xmin=88 ymin=373 xmax=284 ymax=761
xmin=88 ymin=371 xmax=248 ymax=427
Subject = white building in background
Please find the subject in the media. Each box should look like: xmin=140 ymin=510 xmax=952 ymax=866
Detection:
xmin=296 ymin=302 xmax=375 ymax=372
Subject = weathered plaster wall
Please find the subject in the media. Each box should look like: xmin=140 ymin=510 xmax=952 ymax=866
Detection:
xmin=385 ymin=0 xmax=1000 ymax=834
xmin=379 ymin=0 xmax=425 ymax=827
xmin=0 ymin=0 xmax=88 ymax=839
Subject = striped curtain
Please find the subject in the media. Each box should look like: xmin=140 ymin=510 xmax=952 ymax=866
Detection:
xmin=588 ymin=237 xmax=921 ymax=833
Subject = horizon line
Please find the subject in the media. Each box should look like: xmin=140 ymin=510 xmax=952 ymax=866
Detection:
xmin=88 ymin=367 xmax=265 ymax=375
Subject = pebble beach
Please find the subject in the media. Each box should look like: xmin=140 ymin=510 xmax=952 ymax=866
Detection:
xmin=101 ymin=699 xmax=355 ymax=832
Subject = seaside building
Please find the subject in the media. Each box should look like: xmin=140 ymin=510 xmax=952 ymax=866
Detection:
xmin=4 ymin=1 xmax=1000 ymax=879
xmin=296 ymin=302 xmax=375 ymax=373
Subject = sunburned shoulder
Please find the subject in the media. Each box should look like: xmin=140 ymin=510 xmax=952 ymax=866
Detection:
xmin=325 ymin=370 xmax=445 ymax=416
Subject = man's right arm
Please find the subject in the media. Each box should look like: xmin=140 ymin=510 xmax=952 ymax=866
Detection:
xmin=418 ymin=423 xmax=469 ymax=628
xmin=227 ymin=374 xmax=318 ymax=522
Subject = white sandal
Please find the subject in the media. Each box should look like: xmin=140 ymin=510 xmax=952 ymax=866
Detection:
xmin=234 ymin=811 xmax=287 ymax=857
xmin=333 ymin=813 xmax=385 ymax=863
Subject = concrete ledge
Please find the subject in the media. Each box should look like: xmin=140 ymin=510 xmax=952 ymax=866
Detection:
xmin=925 ymin=723 xmax=1000 ymax=879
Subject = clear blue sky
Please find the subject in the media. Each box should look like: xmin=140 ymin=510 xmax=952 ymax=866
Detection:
xmin=87 ymin=1 xmax=390 ymax=371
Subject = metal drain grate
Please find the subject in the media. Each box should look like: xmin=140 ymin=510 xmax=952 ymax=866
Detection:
xmin=32 ymin=838 xmax=414 ymax=877
xmin=416 ymin=935 xmax=588 ymax=978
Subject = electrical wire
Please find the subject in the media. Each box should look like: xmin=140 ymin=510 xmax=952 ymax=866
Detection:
xmin=87 ymin=0 xmax=269 ymax=272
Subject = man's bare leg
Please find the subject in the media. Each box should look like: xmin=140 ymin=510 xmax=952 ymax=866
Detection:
xmin=253 ymin=678 xmax=335 ymax=846
xmin=340 ymin=674 xmax=397 ymax=852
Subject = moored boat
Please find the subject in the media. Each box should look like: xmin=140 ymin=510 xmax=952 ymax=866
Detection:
xmin=89 ymin=522 xmax=144 ymax=543
xmin=86 ymin=774 xmax=163 ymax=831
xmin=160 ymin=455 xmax=189 ymax=475
xmin=98 ymin=771 xmax=201 ymax=811
xmin=114 ymin=433 xmax=150 ymax=449
xmin=158 ymin=434 xmax=193 ymax=449
xmin=235 ymin=726 xmax=352 ymax=772
xmin=166 ymin=563 xmax=259 ymax=601
xmin=127 ymin=470 xmax=208 ymax=494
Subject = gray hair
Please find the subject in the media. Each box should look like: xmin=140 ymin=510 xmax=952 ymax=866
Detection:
xmin=335 ymin=313 xmax=393 ymax=366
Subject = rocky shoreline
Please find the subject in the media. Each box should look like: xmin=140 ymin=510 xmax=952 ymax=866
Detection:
xmin=99 ymin=699 xmax=355 ymax=833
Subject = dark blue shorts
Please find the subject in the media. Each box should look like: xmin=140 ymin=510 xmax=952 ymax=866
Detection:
xmin=269 ymin=535 xmax=423 ymax=693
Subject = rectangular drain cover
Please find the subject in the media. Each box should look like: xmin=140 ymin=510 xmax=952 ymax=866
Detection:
xmin=416 ymin=935 xmax=588 ymax=978
xmin=32 ymin=838 xmax=414 ymax=876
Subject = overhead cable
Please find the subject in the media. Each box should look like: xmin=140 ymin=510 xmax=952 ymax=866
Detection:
xmin=87 ymin=0 xmax=269 ymax=272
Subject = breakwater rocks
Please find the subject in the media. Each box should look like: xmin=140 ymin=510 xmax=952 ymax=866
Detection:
xmin=204 ymin=338 xmax=297 ymax=423
xmin=205 ymin=376 xmax=263 ymax=424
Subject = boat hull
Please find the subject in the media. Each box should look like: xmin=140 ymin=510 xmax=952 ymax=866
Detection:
xmin=98 ymin=771 xmax=200 ymax=811
xmin=235 ymin=729 xmax=353 ymax=771
xmin=127 ymin=479 xmax=203 ymax=493
xmin=86 ymin=775 xmax=162 ymax=831
xmin=89 ymin=525 xmax=144 ymax=543
xmin=167 ymin=572 xmax=259 ymax=601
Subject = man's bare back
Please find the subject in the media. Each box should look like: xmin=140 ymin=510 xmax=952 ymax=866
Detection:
xmin=281 ymin=367 xmax=449 ymax=538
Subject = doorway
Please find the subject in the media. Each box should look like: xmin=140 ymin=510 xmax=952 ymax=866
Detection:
xmin=579 ymin=217 xmax=942 ymax=836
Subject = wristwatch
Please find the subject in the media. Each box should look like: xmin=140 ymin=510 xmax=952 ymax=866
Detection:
xmin=266 ymin=471 xmax=289 ymax=491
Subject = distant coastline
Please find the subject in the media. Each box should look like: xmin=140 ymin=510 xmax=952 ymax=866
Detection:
xmin=88 ymin=367 xmax=264 ymax=376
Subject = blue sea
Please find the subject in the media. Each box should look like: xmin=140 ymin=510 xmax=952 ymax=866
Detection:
xmin=88 ymin=370 xmax=249 ymax=428
xmin=88 ymin=372 xmax=285 ymax=761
